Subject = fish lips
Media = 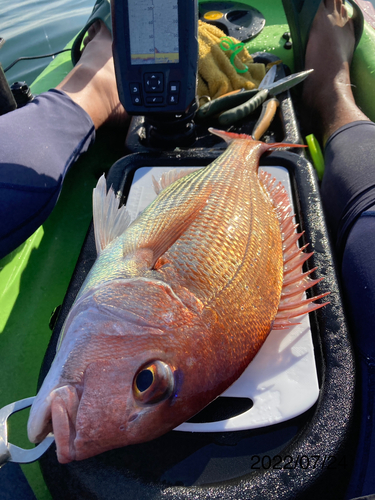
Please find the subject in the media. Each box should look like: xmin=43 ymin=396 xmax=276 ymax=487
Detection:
xmin=67 ymin=360 xmax=151 ymax=461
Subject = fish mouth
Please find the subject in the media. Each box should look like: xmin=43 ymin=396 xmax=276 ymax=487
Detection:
xmin=28 ymin=384 xmax=80 ymax=464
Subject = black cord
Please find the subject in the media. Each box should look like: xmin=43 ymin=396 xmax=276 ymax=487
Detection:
xmin=3 ymin=48 xmax=72 ymax=73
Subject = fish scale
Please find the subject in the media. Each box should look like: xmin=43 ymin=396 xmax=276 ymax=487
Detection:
xmin=157 ymin=140 xmax=283 ymax=342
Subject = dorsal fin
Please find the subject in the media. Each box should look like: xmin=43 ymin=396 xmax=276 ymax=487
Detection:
xmin=93 ymin=174 xmax=131 ymax=255
xmin=259 ymin=170 xmax=329 ymax=330
xmin=152 ymin=168 xmax=201 ymax=195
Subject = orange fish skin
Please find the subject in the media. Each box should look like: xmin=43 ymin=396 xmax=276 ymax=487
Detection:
xmin=28 ymin=135 xmax=288 ymax=463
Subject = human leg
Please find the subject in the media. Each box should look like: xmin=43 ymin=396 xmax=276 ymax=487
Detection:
xmin=341 ymin=212 xmax=375 ymax=498
xmin=0 ymin=22 xmax=127 ymax=260
xmin=302 ymin=0 xmax=374 ymax=256
xmin=0 ymin=89 xmax=95 ymax=260
xmin=56 ymin=21 xmax=127 ymax=129
xmin=321 ymin=121 xmax=375 ymax=253
xmin=303 ymin=1 xmax=375 ymax=497
xmin=302 ymin=0 xmax=369 ymax=145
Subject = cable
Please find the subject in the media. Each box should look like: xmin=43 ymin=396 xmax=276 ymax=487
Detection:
xmin=3 ymin=48 xmax=71 ymax=73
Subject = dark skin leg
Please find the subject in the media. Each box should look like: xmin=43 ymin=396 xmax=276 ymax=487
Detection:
xmin=302 ymin=0 xmax=369 ymax=144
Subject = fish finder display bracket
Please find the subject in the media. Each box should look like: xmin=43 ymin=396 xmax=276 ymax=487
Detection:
xmin=112 ymin=0 xmax=198 ymax=120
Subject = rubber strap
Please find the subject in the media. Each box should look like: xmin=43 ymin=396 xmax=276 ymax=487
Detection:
xmin=71 ymin=0 xmax=112 ymax=66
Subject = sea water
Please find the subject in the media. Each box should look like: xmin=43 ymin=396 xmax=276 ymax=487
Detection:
xmin=2 ymin=0 xmax=375 ymax=89
xmin=1 ymin=0 xmax=93 ymax=86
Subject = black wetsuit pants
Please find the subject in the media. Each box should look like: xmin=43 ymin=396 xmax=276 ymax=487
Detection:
xmin=0 ymin=89 xmax=95 ymax=260
xmin=321 ymin=121 xmax=375 ymax=499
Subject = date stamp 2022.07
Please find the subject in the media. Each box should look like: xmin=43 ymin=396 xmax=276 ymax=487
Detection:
xmin=249 ymin=455 xmax=347 ymax=471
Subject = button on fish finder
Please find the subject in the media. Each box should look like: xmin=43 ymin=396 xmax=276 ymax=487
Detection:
xmin=131 ymin=95 xmax=142 ymax=105
xmin=169 ymin=82 xmax=180 ymax=93
xmin=129 ymin=82 xmax=142 ymax=105
xmin=144 ymin=73 xmax=163 ymax=93
xmin=168 ymin=94 xmax=178 ymax=105
xmin=130 ymin=83 xmax=141 ymax=94
xmin=146 ymin=96 xmax=164 ymax=104
xmin=168 ymin=81 xmax=180 ymax=105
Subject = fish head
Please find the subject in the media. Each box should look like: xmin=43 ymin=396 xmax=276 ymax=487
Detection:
xmin=44 ymin=354 xmax=178 ymax=464
xmin=27 ymin=278 xmax=209 ymax=463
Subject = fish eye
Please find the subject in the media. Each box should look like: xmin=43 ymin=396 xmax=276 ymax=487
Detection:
xmin=133 ymin=360 xmax=174 ymax=404
xmin=135 ymin=369 xmax=154 ymax=392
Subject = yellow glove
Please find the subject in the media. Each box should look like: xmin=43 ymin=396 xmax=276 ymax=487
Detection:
xmin=198 ymin=20 xmax=266 ymax=101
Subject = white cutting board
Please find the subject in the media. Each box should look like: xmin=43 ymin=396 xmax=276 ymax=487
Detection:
xmin=125 ymin=165 xmax=319 ymax=432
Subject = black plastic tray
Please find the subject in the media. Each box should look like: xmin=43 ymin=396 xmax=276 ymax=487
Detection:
xmin=38 ymin=149 xmax=356 ymax=500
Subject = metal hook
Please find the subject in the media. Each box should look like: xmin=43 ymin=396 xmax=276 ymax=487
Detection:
xmin=0 ymin=397 xmax=54 ymax=467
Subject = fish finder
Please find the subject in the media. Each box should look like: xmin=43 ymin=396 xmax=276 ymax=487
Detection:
xmin=112 ymin=0 xmax=198 ymax=117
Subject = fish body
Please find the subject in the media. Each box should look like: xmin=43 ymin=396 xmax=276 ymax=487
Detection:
xmin=28 ymin=130 xmax=325 ymax=463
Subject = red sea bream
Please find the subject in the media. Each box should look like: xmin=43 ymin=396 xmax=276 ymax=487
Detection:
xmin=27 ymin=129 xmax=327 ymax=463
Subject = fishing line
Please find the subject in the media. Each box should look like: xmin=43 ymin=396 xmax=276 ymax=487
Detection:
xmin=3 ymin=48 xmax=72 ymax=73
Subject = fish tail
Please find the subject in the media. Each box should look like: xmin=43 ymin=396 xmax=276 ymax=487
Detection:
xmin=209 ymin=127 xmax=307 ymax=150
xmin=209 ymin=128 xmax=254 ymax=143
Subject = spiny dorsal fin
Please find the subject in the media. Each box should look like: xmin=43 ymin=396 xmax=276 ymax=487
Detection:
xmin=259 ymin=170 xmax=329 ymax=330
xmin=93 ymin=174 xmax=131 ymax=255
xmin=152 ymin=168 xmax=200 ymax=195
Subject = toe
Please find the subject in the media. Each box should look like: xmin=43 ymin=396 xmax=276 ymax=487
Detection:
xmin=83 ymin=20 xmax=103 ymax=48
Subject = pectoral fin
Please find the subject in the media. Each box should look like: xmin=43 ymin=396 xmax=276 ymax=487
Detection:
xmin=123 ymin=189 xmax=209 ymax=269
xmin=93 ymin=175 xmax=131 ymax=255
xmin=123 ymin=167 xmax=211 ymax=270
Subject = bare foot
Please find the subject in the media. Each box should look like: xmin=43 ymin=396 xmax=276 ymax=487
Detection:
xmin=56 ymin=21 xmax=128 ymax=129
xmin=302 ymin=0 xmax=369 ymax=144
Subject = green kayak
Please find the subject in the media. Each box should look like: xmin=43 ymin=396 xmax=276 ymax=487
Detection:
xmin=1 ymin=1 xmax=375 ymax=498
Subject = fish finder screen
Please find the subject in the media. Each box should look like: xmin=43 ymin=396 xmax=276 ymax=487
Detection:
xmin=128 ymin=0 xmax=180 ymax=65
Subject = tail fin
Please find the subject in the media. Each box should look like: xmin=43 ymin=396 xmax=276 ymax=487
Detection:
xmin=208 ymin=127 xmax=307 ymax=150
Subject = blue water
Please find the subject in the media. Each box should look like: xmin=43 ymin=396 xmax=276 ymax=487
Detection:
xmin=1 ymin=0 xmax=94 ymax=86
xmin=2 ymin=0 xmax=375 ymax=88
